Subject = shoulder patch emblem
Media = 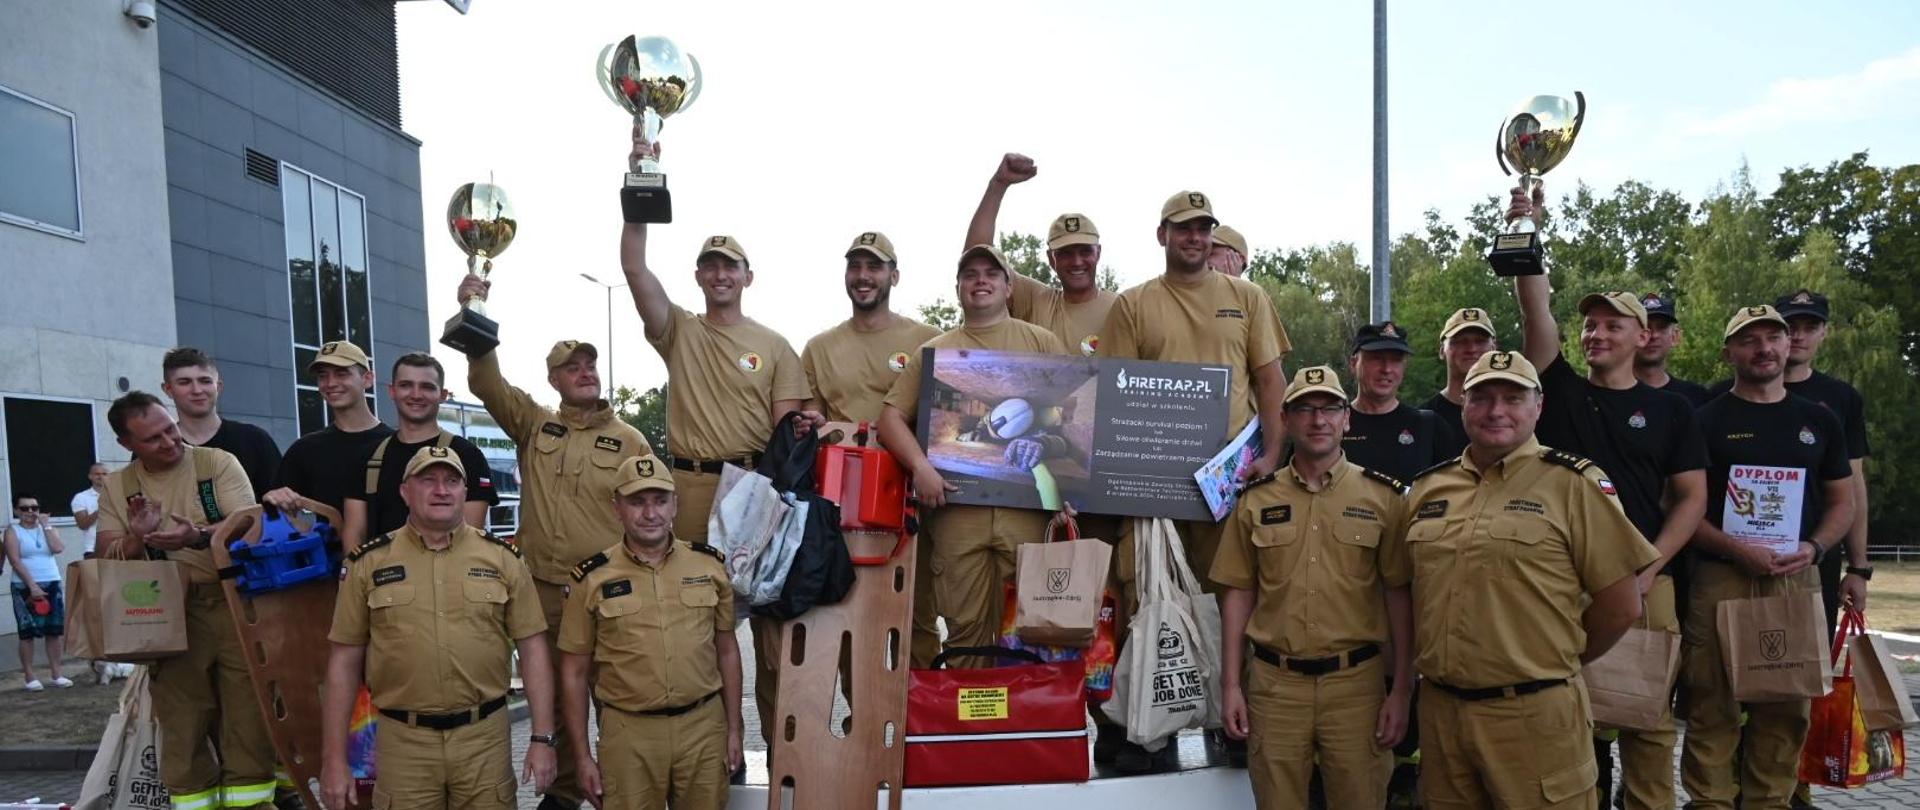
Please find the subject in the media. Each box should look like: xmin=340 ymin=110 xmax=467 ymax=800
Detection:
xmin=571 ymin=552 xmax=610 ymax=583
xmin=738 ymin=352 xmax=763 ymax=372
xmin=1361 ymin=467 xmax=1409 ymax=495
xmin=540 ymin=422 xmax=568 ymax=438
xmin=1259 ymin=505 xmax=1291 ymax=525
xmin=347 ymin=533 xmax=394 ymax=562
xmin=889 ymin=351 xmax=911 ymax=372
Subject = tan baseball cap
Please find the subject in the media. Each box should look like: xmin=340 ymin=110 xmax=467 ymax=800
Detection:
xmin=1723 ymin=304 xmax=1789 ymax=340
xmin=1047 ymin=213 xmax=1100 ymax=250
xmin=546 ymin=339 xmax=598 ymax=369
xmin=1283 ymin=365 xmax=1348 ymax=405
xmin=846 ymin=231 xmax=897 ymax=263
xmin=698 ymin=235 xmax=748 ymax=264
xmin=1463 ymin=350 xmax=1540 ymax=391
xmin=403 ymin=445 xmax=465 ymax=479
xmin=1578 ymin=291 xmax=1649 ymax=328
xmin=1212 ymin=225 xmax=1249 ymax=258
xmin=614 ymin=454 xmax=676 ymax=496
xmin=1159 ymin=190 xmax=1217 ymax=225
xmin=309 ymin=340 xmax=371 ymax=372
xmin=958 ymin=243 xmax=1015 ymax=276
xmin=1440 ymin=307 xmax=1496 ymax=340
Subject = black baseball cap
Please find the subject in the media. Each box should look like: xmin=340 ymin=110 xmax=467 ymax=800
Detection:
xmin=1351 ymin=321 xmax=1412 ymax=355
xmin=1639 ymin=292 xmax=1678 ymax=323
xmin=1775 ymin=288 xmax=1830 ymax=322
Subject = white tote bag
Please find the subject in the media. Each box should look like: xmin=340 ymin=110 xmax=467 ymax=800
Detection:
xmin=1108 ymin=518 xmax=1218 ymax=750
xmin=76 ymin=667 xmax=169 ymax=810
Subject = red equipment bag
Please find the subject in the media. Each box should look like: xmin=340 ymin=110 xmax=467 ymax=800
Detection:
xmin=815 ymin=421 xmax=911 ymax=564
xmin=905 ymin=646 xmax=1090 ymax=787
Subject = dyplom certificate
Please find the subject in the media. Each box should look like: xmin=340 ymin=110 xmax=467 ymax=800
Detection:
xmin=1723 ymin=465 xmax=1806 ymax=555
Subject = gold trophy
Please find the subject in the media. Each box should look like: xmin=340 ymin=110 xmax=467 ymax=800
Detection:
xmin=1486 ymin=92 xmax=1585 ymax=276
xmin=438 ymin=182 xmax=517 ymax=356
xmin=598 ymin=35 xmax=703 ymax=224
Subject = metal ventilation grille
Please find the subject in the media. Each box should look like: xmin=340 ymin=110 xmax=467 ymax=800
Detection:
xmin=245 ymin=148 xmax=280 ymax=186
xmin=170 ymin=0 xmax=402 ymax=128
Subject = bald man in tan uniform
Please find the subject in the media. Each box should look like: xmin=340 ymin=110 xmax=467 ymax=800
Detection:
xmin=1403 ymin=351 xmax=1657 ymax=809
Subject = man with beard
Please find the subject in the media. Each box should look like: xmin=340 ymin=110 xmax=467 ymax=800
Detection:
xmin=965 ymin=153 xmax=1116 ymax=357
xmin=1680 ymin=305 xmax=1853 ymax=810
xmin=1343 ymin=322 xmax=1453 ymax=480
xmin=1511 ymin=185 xmax=1707 ymax=810
xmin=799 ymin=231 xmax=940 ymax=666
xmin=263 ymin=341 xmax=393 ymax=516
xmin=1420 ymin=308 xmax=1498 ymax=460
xmin=161 ymin=347 xmax=283 ymax=502
xmin=1100 ymin=190 xmax=1291 ymax=772
xmin=1634 ymin=293 xmax=1713 ymax=407
xmin=341 ymin=352 xmax=497 ymax=550
xmin=96 ymin=392 xmax=275 ymax=810
xmin=1210 ymin=225 xmax=1249 ymax=278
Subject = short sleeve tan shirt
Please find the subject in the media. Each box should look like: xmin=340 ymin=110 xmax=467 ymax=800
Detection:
xmin=882 ymin=318 xmax=1069 ymax=417
xmin=802 ymin=316 xmax=941 ymax=423
xmin=1009 ymin=274 xmax=1118 ymax=357
xmin=556 ymin=540 xmax=732 ymax=712
xmin=650 ymin=303 xmax=808 ymax=461
xmin=98 ymin=446 xmax=255 ymax=584
xmin=1099 ymin=272 xmax=1292 ymax=435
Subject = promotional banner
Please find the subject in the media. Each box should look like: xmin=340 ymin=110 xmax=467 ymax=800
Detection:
xmin=913 ymin=349 xmax=1231 ymax=520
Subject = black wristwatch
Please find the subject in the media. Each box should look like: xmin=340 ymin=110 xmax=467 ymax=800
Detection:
xmin=189 ymin=528 xmax=213 ymax=550
xmin=1846 ymin=565 xmax=1874 ymax=581
xmin=529 ymin=733 xmax=559 ymax=747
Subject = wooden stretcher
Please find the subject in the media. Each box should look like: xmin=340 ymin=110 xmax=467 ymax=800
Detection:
xmin=209 ymin=501 xmax=353 ymax=809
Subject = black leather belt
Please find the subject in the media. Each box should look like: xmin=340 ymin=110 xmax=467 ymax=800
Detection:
xmin=380 ymin=695 xmax=508 ymax=730
xmin=1252 ymin=642 xmax=1380 ymax=676
xmin=615 ymin=690 xmax=719 ymax=718
xmin=1428 ymin=678 xmax=1567 ymax=702
xmin=672 ymin=456 xmax=759 ymax=474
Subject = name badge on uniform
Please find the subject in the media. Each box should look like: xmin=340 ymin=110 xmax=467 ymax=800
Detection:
xmin=372 ymin=566 xmax=407 ymax=586
xmin=1415 ymin=500 xmax=1449 ymax=519
xmin=594 ymin=436 xmax=623 ymax=453
xmin=468 ymin=567 xmax=501 ymax=580
xmin=541 ymin=422 xmax=568 ymax=438
xmin=1259 ymin=505 xmax=1291 ymax=525
xmin=601 ymin=579 xmax=633 ymax=599
xmin=681 ymin=574 xmax=712 ymax=586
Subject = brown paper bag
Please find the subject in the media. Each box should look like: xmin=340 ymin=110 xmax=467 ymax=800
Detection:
xmin=1717 ymin=589 xmax=1832 ymax=702
xmin=1850 ymin=626 xmax=1920 ymax=731
xmin=1015 ymin=516 xmax=1112 ymax=648
xmin=1582 ymin=626 xmax=1681 ymax=732
xmin=65 ymin=557 xmax=189 ymax=662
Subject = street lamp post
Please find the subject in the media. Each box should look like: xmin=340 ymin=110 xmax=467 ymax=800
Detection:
xmin=578 ymin=273 xmax=628 ymax=393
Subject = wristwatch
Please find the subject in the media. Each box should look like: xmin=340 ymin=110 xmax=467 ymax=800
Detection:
xmin=189 ymin=528 xmax=213 ymax=550
xmin=529 ymin=733 xmax=559 ymax=747
xmin=1846 ymin=565 xmax=1874 ymax=581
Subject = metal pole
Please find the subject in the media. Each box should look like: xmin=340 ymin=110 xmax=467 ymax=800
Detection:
xmin=605 ymin=286 xmax=615 ymax=393
xmin=1371 ymin=0 xmax=1391 ymax=323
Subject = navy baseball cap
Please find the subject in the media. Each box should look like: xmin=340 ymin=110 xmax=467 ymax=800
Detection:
xmin=1351 ymin=321 xmax=1412 ymax=355
xmin=1775 ymin=289 xmax=1830 ymax=322
xmin=1639 ymin=292 xmax=1678 ymax=323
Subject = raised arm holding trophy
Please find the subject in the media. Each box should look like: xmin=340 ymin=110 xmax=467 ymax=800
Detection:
xmin=1486 ymin=92 xmax=1585 ymax=277
xmin=600 ymin=35 xmax=703 ymax=224
xmin=439 ymin=182 xmax=518 ymax=356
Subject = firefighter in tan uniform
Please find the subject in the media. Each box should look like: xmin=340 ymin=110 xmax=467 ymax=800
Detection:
xmin=1212 ymin=366 xmax=1414 ymax=808
xmin=799 ymin=231 xmax=941 ymax=667
xmin=879 ymin=244 xmax=1069 ymax=667
xmin=964 ymin=153 xmax=1118 ymax=358
xmin=559 ymin=454 xmax=744 ymax=810
xmin=95 ymin=392 xmax=274 ymax=810
xmin=458 ymin=268 xmax=651 ymax=808
xmin=1402 ymin=351 xmax=1658 ymax=809
xmin=322 ymin=446 xmax=557 ymax=810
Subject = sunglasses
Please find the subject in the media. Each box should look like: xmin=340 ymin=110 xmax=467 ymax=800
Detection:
xmin=15 ymin=504 xmax=41 ymax=512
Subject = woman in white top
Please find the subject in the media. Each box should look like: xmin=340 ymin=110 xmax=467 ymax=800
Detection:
xmin=6 ymin=493 xmax=70 ymax=690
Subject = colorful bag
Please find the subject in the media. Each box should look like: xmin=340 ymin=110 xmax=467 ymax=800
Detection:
xmin=1799 ymin=610 xmax=1906 ymax=788
xmin=998 ymin=580 xmax=1118 ymax=703
xmin=1849 ymin=613 xmax=1920 ymax=732
xmin=905 ymin=646 xmax=1089 ymax=787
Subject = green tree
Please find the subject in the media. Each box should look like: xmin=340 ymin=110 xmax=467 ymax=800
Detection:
xmin=611 ymin=384 xmax=669 ymax=459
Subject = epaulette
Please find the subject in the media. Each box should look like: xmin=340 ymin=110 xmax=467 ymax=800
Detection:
xmin=570 ymin=552 xmax=609 ymax=582
xmin=688 ymin=542 xmax=726 ymax=563
xmin=1360 ymin=467 xmax=1410 ymax=495
xmin=1541 ymin=448 xmax=1595 ymax=473
xmin=347 ymin=533 xmax=393 ymax=562
xmin=1242 ymin=472 xmax=1277 ymax=490
xmin=1412 ymin=458 xmax=1461 ymax=481
xmin=481 ymin=531 xmax=522 ymax=558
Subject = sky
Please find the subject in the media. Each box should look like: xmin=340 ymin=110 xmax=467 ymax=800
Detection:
xmin=394 ymin=0 xmax=1920 ymax=404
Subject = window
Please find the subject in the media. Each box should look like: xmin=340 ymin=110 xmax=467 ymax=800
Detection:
xmin=0 ymin=84 xmax=82 ymax=238
xmin=281 ymin=164 xmax=375 ymax=435
xmin=2 ymin=396 xmax=96 ymax=518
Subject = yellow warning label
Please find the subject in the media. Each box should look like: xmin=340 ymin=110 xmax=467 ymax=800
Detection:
xmin=956 ymin=687 xmax=1009 ymax=721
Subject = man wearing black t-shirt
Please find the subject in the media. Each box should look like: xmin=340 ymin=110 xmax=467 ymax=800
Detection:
xmin=1778 ymin=289 xmax=1873 ymax=633
xmin=341 ymin=353 xmax=496 ymax=549
xmin=1419 ymin=307 xmax=1498 ymax=460
xmin=1510 ymin=186 xmax=1707 ymax=810
xmin=1680 ymin=304 xmax=1854 ymax=809
xmin=1343 ymin=322 xmax=1453 ymax=479
xmin=160 ymin=348 xmax=283 ymax=502
xmin=1634 ymin=293 xmax=1713 ymax=407
xmin=264 ymin=341 xmax=394 ymax=515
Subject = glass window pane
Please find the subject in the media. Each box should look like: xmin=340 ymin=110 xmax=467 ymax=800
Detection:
xmin=297 ymin=388 xmax=324 ymax=436
xmin=295 ymin=346 xmax=317 ymax=379
xmin=0 ymin=89 xmax=80 ymax=233
xmin=339 ymin=193 xmax=371 ymax=349
xmin=282 ymin=170 xmax=317 ymax=347
xmin=311 ymin=183 xmax=344 ymax=344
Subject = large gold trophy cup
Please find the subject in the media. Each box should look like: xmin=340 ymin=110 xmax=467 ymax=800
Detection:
xmin=438 ymin=182 xmax=517 ymax=356
xmin=1486 ymin=92 xmax=1585 ymax=277
xmin=599 ymin=35 xmax=703 ymax=224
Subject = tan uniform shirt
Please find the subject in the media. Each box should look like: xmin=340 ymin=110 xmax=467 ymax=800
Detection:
xmin=1009 ymin=274 xmax=1117 ymax=357
xmin=98 ymin=446 xmax=255 ymax=584
xmin=556 ymin=540 xmax=733 ymax=712
xmin=1100 ymin=272 xmax=1292 ymax=434
xmin=1211 ymin=459 xmax=1411 ymax=657
xmin=1402 ymin=438 xmax=1659 ymax=689
xmin=802 ymin=316 xmax=941 ymax=423
xmin=328 ymin=524 xmax=545 ymax=713
xmin=882 ymin=318 xmax=1069 ymax=415
xmin=467 ymin=351 xmax=650 ymax=584
xmin=650 ymin=303 xmax=808 ymax=461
